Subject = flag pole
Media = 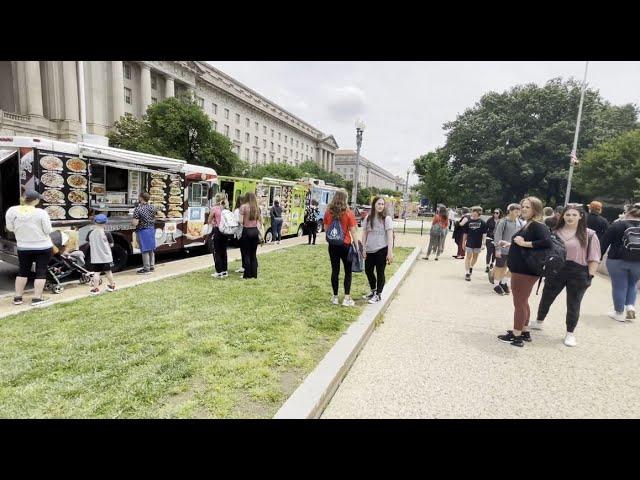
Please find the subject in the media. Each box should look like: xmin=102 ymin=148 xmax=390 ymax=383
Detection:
xmin=564 ymin=61 xmax=589 ymax=206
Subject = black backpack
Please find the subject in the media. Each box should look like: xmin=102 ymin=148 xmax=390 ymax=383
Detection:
xmin=524 ymin=232 xmax=566 ymax=279
xmin=621 ymin=221 xmax=640 ymax=261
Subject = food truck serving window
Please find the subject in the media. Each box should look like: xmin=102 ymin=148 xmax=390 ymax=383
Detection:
xmin=188 ymin=182 xmax=209 ymax=207
xmin=106 ymin=167 xmax=128 ymax=191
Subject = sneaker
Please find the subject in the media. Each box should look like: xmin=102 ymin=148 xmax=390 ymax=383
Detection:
xmin=493 ymin=285 xmax=504 ymax=296
xmin=235 ymin=268 xmax=245 ymax=274
xmin=368 ymin=294 xmax=381 ymax=304
xmin=488 ymin=269 xmax=495 ymax=284
xmin=608 ymin=311 xmax=627 ymax=322
xmin=500 ymin=283 xmax=510 ymax=295
xmin=30 ymin=297 xmax=51 ymax=307
xmin=564 ymin=332 xmax=577 ymax=347
xmin=529 ymin=320 xmax=544 ymax=330
xmin=342 ymin=297 xmax=356 ymax=307
xmin=363 ymin=290 xmax=376 ymax=300
xmin=90 ymin=288 xmax=101 ymax=296
xmin=211 ymin=272 xmax=223 ymax=278
xmin=497 ymin=330 xmax=524 ymax=347
xmin=221 ymin=271 xmax=228 ymax=277
xmin=106 ymin=284 xmax=116 ymax=292
xmin=149 ymin=266 xmax=155 ymax=272
xmin=465 ymin=273 xmax=471 ymax=281
xmin=331 ymin=295 xmax=339 ymax=305
xmin=434 ymin=257 xmax=439 ymax=261
xmin=626 ymin=305 xmax=636 ymax=320
xmin=521 ymin=331 xmax=532 ymax=342
xmin=12 ymin=296 xmax=23 ymax=305
xmin=485 ymin=265 xmax=490 ymax=273
xmin=137 ymin=268 xmax=151 ymax=275
xmin=423 ymin=256 xmax=429 ymax=260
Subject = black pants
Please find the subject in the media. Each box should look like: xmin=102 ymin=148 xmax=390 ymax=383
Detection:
xmin=449 ymin=219 xmax=454 ymax=231
xmin=306 ymin=221 xmax=317 ymax=244
xmin=240 ymin=227 xmax=260 ymax=278
xmin=212 ymin=228 xmax=228 ymax=273
xmin=537 ymin=261 xmax=591 ymax=333
xmin=485 ymin=238 xmax=495 ymax=266
xmin=329 ymin=243 xmax=352 ymax=295
xmin=365 ymin=247 xmax=388 ymax=295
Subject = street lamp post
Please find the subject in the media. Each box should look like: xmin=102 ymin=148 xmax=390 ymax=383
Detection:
xmin=403 ymin=168 xmax=410 ymax=219
xmin=564 ymin=61 xmax=589 ymax=206
xmin=351 ymin=119 xmax=365 ymax=207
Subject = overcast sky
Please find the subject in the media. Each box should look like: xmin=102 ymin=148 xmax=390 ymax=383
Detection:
xmin=208 ymin=61 xmax=640 ymax=185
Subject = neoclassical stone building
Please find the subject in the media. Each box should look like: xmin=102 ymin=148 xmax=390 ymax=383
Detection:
xmin=335 ymin=149 xmax=406 ymax=192
xmin=0 ymin=61 xmax=338 ymax=170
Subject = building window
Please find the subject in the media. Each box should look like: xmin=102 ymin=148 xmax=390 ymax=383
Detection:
xmin=263 ymin=139 xmax=267 ymax=148
xmin=245 ymin=148 xmax=250 ymax=160
xmin=236 ymin=129 xmax=240 ymax=140
xmin=224 ymin=125 xmax=229 ymax=137
xmin=245 ymin=133 xmax=250 ymax=142
xmin=255 ymin=122 xmax=259 ymax=131
xmin=151 ymin=97 xmax=158 ymax=104
xmin=124 ymin=87 xmax=132 ymax=105
xmin=285 ymin=147 xmax=288 ymax=155
xmin=278 ymin=132 xmax=281 ymax=140
xmin=263 ymin=126 xmax=267 ymax=134
xmin=271 ymin=142 xmax=274 ymax=151
xmin=254 ymin=150 xmax=259 ymax=162
xmin=246 ymin=118 xmax=250 ymax=127
xmin=236 ymin=146 xmax=240 ymax=155
xmin=212 ymin=103 xmax=217 ymax=114
xmin=270 ymin=154 xmax=274 ymax=162
xmin=196 ymin=96 xmax=204 ymax=108
xmin=254 ymin=136 xmax=258 ymax=146
xmin=151 ymin=75 xmax=157 ymax=90
xmin=124 ymin=63 xmax=131 ymax=80
xmin=285 ymin=135 xmax=288 ymax=143
xmin=290 ymin=138 xmax=293 ymax=146
xmin=263 ymin=153 xmax=267 ymax=163
xmin=236 ymin=113 xmax=240 ymax=124
xmin=278 ymin=145 xmax=281 ymax=153
xmin=271 ymin=129 xmax=274 ymax=137
xmin=213 ymin=120 xmax=217 ymax=131
xmin=296 ymin=140 xmax=299 ymax=148
xmin=224 ymin=108 xmax=229 ymax=119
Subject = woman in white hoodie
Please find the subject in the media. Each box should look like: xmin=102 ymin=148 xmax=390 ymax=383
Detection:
xmin=5 ymin=190 xmax=53 ymax=307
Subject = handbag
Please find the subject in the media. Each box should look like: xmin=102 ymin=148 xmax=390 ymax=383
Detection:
xmin=349 ymin=241 xmax=364 ymax=273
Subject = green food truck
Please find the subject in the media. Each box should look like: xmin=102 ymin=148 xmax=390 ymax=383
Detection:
xmin=218 ymin=175 xmax=308 ymax=243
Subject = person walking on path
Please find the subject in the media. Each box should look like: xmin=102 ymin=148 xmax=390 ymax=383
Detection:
xmin=463 ymin=206 xmax=487 ymax=281
xmin=490 ymin=203 xmax=524 ymax=295
xmin=599 ymin=202 xmax=640 ymax=322
xmin=362 ymin=196 xmax=394 ymax=304
xmin=485 ymin=208 xmax=502 ymax=273
xmin=5 ymin=190 xmax=53 ymax=307
xmin=324 ymin=190 xmax=359 ymax=307
xmin=452 ymin=207 xmax=470 ymax=259
xmin=423 ymin=206 xmax=448 ymax=261
xmin=239 ymin=192 xmax=263 ymax=279
xmin=448 ymin=207 xmax=457 ymax=231
xmin=208 ymin=193 xmax=230 ymax=278
xmin=233 ymin=194 xmax=246 ymax=274
xmin=498 ymin=197 xmax=552 ymax=347
xmin=529 ymin=205 xmax=601 ymax=347
xmin=586 ymin=201 xmax=610 ymax=244
xmin=304 ymin=199 xmax=320 ymax=245
xmin=270 ymin=199 xmax=284 ymax=244
xmin=133 ymin=192 xmax=157 ymax=275
xmin=88 ymin=214 xmax=116 ymax=295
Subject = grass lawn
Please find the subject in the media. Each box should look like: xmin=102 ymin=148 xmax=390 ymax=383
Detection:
xmin=0 ymin=244 xmax=412 ymax=418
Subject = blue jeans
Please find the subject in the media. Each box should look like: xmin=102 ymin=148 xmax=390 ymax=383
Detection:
xmin=272 ymin=218 xmax=283 ymax=242
xmin=606 ymin=258 xmax=640 ymax=312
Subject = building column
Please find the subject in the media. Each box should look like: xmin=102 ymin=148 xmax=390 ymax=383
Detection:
xmin=62 ymin=61 xmax=79 ymax=121
xmin=165 ymin=76 xmax=175 ymax=98
xmin=140 ymin=64 xmax=152 ymax=114
xmin=24 ymin=61 xmax=44 ymax=117
xmin=111 ymin=61 xmax=125 ymax=122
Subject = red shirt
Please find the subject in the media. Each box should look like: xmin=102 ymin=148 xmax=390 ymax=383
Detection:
xmin=433 ymin=214 xmax=448 ymax=229
xmin=323 ymin=209 xmax=357 ymax=245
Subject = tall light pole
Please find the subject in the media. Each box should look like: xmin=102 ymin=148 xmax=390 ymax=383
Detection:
xmin=403 ymin=168 xmax=410 ymax=218
xmin=351 ymin=119 xmax=365 ymax=207
xmin=564 ymin=61 xmax=589 ymax=206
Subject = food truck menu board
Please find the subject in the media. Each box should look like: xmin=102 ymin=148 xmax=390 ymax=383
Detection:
xmin=35 ymin=150 xmax=90 ymax=221
xmin=147 ymin=172 xmax=184 ymax=220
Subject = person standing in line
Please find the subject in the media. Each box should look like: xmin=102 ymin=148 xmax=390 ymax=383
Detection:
xmin=304 ymin=199 xmax=320 ymax=245
xmin=586 ymin=201 xmax=610 ymax=244
xmin=452 ymin=207 xmax=470 ymax=259
xmin=497 ymin=197 xmax=552 ymax=347
xmin=207 ymin=193 xmax=229 ymax=278
xmin=463 ymin=206 xmax=487 ymax=281
xmin=132 ymin=192 xmax=157 ymax=275
xmin=599 ymin=202 xmax=640 ymax=322
xmin=448 ymin=207 xmax=457 ymax=231
xmin=530 ymin=205 xmax=601 ymax=347
xmin=485 ymin=208 xmax=502 ymax=273
xmin=542 ymin=207 xmax=555 ymax=227
xmin=423 ymin=206 xmax=449 ymax=261
xmin=490 ymin=203 xmax=524 ymax=295
xmin=239 ymin=192 xmax=263 ymax=279
xmin=88 ymin=214 xmax=117 ymax=295
xmin=324 ymin=190 xmax=359 ymax=307
xmin=270 ymin=199 xmax=284 ymax=244
xmin=233 ymin=194 xmax=246 ymax=274
xmin=362 ymin=196 xmax=394 ymax=304
xmin=5 ymin=190 xmax=53 ymax=307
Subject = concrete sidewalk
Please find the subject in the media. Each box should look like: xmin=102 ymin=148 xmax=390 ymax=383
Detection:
xmin=0 ymin=236 xmax=309 ymax=320
xmin=323 ymin=238 xmax=640 ymax=418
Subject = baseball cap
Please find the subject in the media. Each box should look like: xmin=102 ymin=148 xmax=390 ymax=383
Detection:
xmin=24 ymin=190 xmax=42 ymax=202
xmin=94 ymin=214 xmax=108 ymax=224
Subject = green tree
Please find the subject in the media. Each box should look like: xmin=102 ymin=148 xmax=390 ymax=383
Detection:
xmin=450 ymin=165 xmax=502 ymax=208
xmin=413 ymin=150 xmax=454 ymax=207
xmin=574 ymin=129 xmax=640 ymax=204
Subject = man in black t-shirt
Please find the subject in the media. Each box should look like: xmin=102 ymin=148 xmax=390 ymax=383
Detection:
xmin=464 ymin=206 xmax=487 ymax=281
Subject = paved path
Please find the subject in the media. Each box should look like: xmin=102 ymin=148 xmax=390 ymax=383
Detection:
xmin=323 ymin=237 xmax=640 ymax=418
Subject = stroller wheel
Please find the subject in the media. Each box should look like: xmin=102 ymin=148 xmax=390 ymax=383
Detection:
xmin=52 ymin=284 xmax=64 ymax=294
xmin=79 ymin=273 xmax=91 ymax=284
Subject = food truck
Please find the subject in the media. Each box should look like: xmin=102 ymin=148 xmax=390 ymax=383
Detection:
xmin=0 ymin=136 xmax=218 ymax=272
xmin=299 ymin=178 xmax=342 ymax=233
xmin=218 ymin=175 xmax=307 ymax=243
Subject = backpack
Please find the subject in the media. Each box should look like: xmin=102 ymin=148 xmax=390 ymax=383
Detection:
xmin=621 ymin=222 xmax=640 ymax=261
xmin=218 ymin=208 xmax=239 ymax=236
xmin=524 ymin=231 xmax=566 ymax=279
xmin=326 ymin=215 xmax=345 ymax=246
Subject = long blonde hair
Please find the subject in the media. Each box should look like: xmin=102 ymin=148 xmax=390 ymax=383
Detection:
xmin=522 ymin=196 xmax=544 ymax=224
xmin=214 ymin=193 xmax=228 ymax=208
xmin=328 ymin=190 xmax=349 ymax=219
xmin=244 ymin=192 xmax=260 ymax=221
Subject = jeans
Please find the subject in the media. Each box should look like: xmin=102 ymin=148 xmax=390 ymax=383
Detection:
xmin=272 ymin=218 xmax=283 ymax=242
xmin=536 ymin=261 xmax=591 ymax=333
xmin=240 ymin=227 xmax=260 ymax=278
xmin=142 ymin=251 xmax=155 ymax=270
xmin=212 ymin=227 xmax=228 ymax=273
xmin=365 ymin=247 xmax=388 ymax=295
xmin=606 ymin=258 xmax=640 ymax=312
xmin=329 ymin=243 xmax=352 ymax=296
xmin=306 ymin=221 xmax=317 ymax=244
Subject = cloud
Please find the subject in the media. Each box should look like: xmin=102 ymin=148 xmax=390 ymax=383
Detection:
xmin=326 ymin=86 xmax=367 ymax=121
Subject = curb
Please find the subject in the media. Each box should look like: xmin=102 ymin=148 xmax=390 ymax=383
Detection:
xmin=273 ymin=245 xmax=422 ymax=419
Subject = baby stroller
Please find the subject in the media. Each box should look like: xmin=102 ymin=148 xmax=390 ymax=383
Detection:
xmin=45 ymin=231 xmax=97 ymax=294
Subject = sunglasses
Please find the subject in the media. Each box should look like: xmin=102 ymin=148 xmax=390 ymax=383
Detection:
xmin=493 ymin=211 xmax=500 ymax=214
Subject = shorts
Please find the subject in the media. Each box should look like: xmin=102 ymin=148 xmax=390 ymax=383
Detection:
xmin=495 ymin=255 xmax=508 ymax=268
xmin=18 ymin=248 xmax=52 ymax=279
xmin=465 ymin=247 xmax=482 ymax=254
xmin=92 ymin=262 xmax=114 ymax=272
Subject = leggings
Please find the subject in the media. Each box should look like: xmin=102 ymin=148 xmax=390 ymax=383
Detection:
xmin=511 ymin=272 xmax=540 ymax=331
xmin=486 ymin=238 xmax=496 ymax=265
xmin=365 ymin=247 xmax=388 ymax=295
xmin=329 ymin=243 xmax=352 ymax=296
xmin=306 ymin=221 xmax=317 ymax=244
xmin=212 ymin=228 xmax=228 ymax=273
xmin=426 ymin=232 xmax=447 ymax=256
xmin=240 ymin=227 xmax=259 ymax=278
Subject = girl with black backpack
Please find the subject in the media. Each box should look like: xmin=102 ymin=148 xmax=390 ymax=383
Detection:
xmin=497 ymin=197 xmax=552 ymax=347
xmin=600 ymin=203 xmax=640 ymax=322
xmin=304 ymin=199 xmax=320 ymax=245
xmin=529 ymin=205 xmax=601 ymax=347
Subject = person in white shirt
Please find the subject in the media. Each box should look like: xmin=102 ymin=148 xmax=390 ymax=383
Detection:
xmin=4 ymin=190 xmax=53 ymax=307
xmin=448 ymin=207 xmax=457 ymax=231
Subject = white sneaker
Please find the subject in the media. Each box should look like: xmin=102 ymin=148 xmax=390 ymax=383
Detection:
xmin=331 ymin=295 xmax=339 ymax=305
xmin=368 ymin=294 xmax=381 ymax=304
xmin=529 ymin=320 xmax=544 ymax=330
xmin=608 ymin=311 xmax=627 ymax=322
xmin=342 ymin=297 xmax=355 ymax=307
xmin=363 ymin=290 xmax=375 ymax=300
xmin=235 ymin=268 xmax=245 ymax=274
xmin=564 ymin=332 xmax=577 ymax=347
xmin=626 ymin=305 xmax=636 ymax=320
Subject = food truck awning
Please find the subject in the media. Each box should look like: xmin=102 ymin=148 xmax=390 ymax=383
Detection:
xmin=0 ymin=148 xmax=17 ymax=165
xmin=78 ymin=144 xmax=186 ymax=172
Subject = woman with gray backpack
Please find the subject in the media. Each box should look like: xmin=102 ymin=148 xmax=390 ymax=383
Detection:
xmin=600 ymin=202 xmax=640 ymax=322
xmin=423 ymin=206 xmax=449 ymax=261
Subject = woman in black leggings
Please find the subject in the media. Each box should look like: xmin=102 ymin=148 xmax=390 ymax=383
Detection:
xmin=239 ymin=192 xmax=263 ymax=279
xmin=362 ymin=196 xmax=394 ymax=304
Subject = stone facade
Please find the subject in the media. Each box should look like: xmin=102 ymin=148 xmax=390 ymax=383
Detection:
xmin=0 ymin=61 xmax=338 ymax=170
xmin=335 ymin=149 xmax=404 ymax=192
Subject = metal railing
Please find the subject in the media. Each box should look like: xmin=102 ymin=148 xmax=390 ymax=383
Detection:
xmin=0 ymin=110 xmax=31 ymax=123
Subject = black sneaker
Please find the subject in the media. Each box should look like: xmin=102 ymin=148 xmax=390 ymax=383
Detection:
xmin=137 ymin=268 xmax=151 ymax=275
xmin=485 ymin=265 xmax=490 ymax=273
xmin=465 ymin=273 xmax=471 ymax=281
xmin=521 ymin=331 xmax=532 ymax=342
xmin=363 ymin=290 xmax=376 ymax=300
xmin=31 ymin=298 xmax=51 ymax=307
xmin=149 ymin=266 xmax=155 ymax=272
xmin=498 ymin=330 xmax=524 ymax=347
xmin=500 ymin=283 xmax=510 ymax=295
xmin=493 ymin=285 xmax=504 ymax=295
xmin=13 ymin=296 xmax=23 ymax=305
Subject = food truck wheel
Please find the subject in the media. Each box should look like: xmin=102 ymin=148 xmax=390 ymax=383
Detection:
xmin=264 ymin=230 xmax=273 ymax=244
xmin=297 ymin=226 xmax=304 ymax=237
xmin=316 ymin=222 xmax=323 ymax=233
xmin=111 ymin=244 xmax=129 ymax=272
xmin=52 ymin=284 xmax=64 ymax=294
